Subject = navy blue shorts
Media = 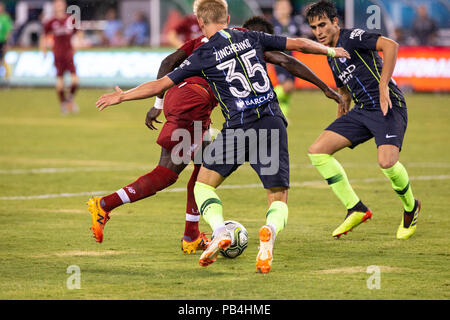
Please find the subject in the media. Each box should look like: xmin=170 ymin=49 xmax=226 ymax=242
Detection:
xmin=326 ymin=105 xmax=408 ymax=149
xmin=275 ymin=64 xmax=295 ymax=83
xmin=203 ymin=115 xmax=289 ymax=189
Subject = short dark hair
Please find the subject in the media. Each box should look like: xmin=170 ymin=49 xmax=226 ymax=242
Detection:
xmin=243 ymin=16 xmax=274 ymax=34
xmin=305 ymin=0 xmax=338 ymax=23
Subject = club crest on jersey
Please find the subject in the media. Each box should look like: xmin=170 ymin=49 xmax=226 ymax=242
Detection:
xmin=350 ymin=29 xmax=365 ymax=41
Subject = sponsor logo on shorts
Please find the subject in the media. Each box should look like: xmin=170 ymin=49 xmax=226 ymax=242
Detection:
xmin=385 ymin=134 xmax=397 ymax=139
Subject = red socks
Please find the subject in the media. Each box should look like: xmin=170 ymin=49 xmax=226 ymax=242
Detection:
xmin=99 ymin=164 xmax=203 ymax=242
xmin=183 ymin=165 xmax=201 ymax=241
xmin=100 ymin=165 xmax=178 ymax=212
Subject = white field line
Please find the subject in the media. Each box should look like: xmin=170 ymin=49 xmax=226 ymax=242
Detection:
xmin=0 ymin=162 xmax=449 ymax=175
xmin=1 ymin=174 xmax=449 ymax=201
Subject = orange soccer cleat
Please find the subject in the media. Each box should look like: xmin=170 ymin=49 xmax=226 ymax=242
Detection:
xmin=86 ymin=197 xmax=110 ymax=243
xmin=256 ymin=225 xmax=275 ymax=274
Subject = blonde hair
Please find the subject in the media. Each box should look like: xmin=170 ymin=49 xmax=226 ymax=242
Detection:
xmin=193 ymin=0 xmax=228 ymax=25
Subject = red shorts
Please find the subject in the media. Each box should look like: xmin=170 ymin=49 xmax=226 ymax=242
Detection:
xmin=54 ymin=53 xmax=76 ymax=77
xmin=157 ymin=83 xmax=214 ymax=154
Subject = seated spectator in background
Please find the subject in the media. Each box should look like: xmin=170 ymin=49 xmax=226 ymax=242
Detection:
xmin=411 ymin=5 xmax=438 ymax=46
xmin=167 ymin=14 xmax=202 ymax=48
xmin=110 ymin=29 xmax=127 ymax=47
xmin=102 ymin=8 xmax=123 ymax=46
xmin=125 ymin=11 xmax=149 ymax=46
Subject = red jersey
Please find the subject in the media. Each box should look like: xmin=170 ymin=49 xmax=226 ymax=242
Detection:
xmin=174 ymin=15 xmax=203 ymax=43
xmin=177 ymin=28 xmax=248 ymax=106
xmin=44 ymin=15 xmax=77 ymax=57
xmin=179 ymin=35 xmax=216 ymax=105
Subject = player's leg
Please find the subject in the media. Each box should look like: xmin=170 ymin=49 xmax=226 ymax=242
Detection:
xmin=375 ymin=107 xmax=420 ymax=239
xmin=195 ymin=166 xmax=232 ymax=266
xmin=308 ymin=112 xmax=374 ymax=237
xmin=249 ymin=115 xmax=289 ymax=273
xmin=67 ymin=72 xmax=79 ymax=114
xmin=87 ymin=147 xmax=185 ymax=243
xmin=55 ymin=76 xmax=67 ymax=115
xmin=257 ymin=187 xmax=289 ymax=274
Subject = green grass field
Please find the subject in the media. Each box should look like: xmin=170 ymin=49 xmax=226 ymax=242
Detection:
xmin=0 ymin=88 xmax=449 ymax=300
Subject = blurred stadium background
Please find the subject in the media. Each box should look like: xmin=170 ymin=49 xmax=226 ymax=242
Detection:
xmin=0 ymin=0 xmax=449 ymax=91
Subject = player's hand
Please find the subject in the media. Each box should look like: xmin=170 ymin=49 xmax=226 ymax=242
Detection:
xmin=337 ymin=101 xmax=349 ymax=118
xmin=379 ymin=84 xmax=392 ymax=116
xmin=96 ymin=86 xmax=123 ymax=111
xmin=145 ymin=107 xmax=163 ymax=130
xmin=324 ymin=87 xmax=344 ymax=105
xmin=332 ymin=47 xmax=351 ymax=59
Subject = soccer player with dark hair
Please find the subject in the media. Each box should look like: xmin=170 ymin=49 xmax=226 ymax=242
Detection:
xmin=94 ymin=0 xmax=349 ymax=273
xmin=305 ymin=0 xmax=421 ymax=239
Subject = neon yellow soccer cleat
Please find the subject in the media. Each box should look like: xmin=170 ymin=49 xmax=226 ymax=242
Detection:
xmin=332 ymin=210 xmax=373 ymax=238
xmin=397 ymin=200 xmax=421 ymax=239
xmin=181 ymin=233 xmax=210 ymax=254
xmin=86 ymin=197 xmax=110 ymax=243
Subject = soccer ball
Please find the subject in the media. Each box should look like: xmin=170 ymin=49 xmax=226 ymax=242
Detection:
xmin=218 ymin=220 xmax=249 ymax=259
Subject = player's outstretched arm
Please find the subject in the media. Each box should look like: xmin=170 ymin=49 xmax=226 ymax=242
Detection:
xmin=376 ymin=36 xmax=399 ymax=116
xmin=285 ymin=38 xmax=350 ymax=59
xmin=96 ymin=76 xmax=175 ymax=111
xmin=155 ymin=49 xmax=188 ymax=99
xmin=264 ymin=51 xmax=345 ymax=106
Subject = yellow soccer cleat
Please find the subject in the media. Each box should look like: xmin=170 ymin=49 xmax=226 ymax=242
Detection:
xmin=397 ymin=200 xmax=421 ymax=239
xmin=256 ymin=225 xmax=275 ymax=274
xmin=332 ymin=210 xmax=373 ymax=238
xmin=181 ymin=232 xmax=210 ymax=254
xmin=86 ymin=197 xmax=110 ymax=243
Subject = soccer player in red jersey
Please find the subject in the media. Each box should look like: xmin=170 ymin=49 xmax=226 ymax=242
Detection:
xmin=41 ymin=0 xmax=79 ymax=115
xmin=88 ymin=13 xmax=345 ymax=256
xmin=88 ymin=33 xmax=215 ymax=254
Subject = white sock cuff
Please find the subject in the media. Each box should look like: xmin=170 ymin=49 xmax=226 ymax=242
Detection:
xmin=116 ymin=188 xmax=130 ymax=204
xmin=186 ymin=213 xmax=200 ymax=222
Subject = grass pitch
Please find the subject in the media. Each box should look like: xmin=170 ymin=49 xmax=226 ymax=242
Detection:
xmin=0 ymin=88 xmax=449 ymax=300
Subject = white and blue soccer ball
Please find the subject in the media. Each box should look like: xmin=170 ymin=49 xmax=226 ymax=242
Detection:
xmin=218 ymin=220 xmax=249 ymax=259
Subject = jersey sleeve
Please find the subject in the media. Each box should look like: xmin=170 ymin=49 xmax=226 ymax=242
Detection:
xmin=250 ymin=31 xmax=287 ymax=51
xmin=166 ymin=52 xmax=202 ymax=85
xmin=346 ymin=28 xmax=381 ymax=51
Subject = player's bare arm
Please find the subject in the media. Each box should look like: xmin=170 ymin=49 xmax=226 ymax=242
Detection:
xmin=375 ymin=36 xmax=400 ymax=116
xmin=96 ymin=76 xmax=175 ymax=111
xmin=264 ymin=51 xmax=345 ymax=106
xmin=336 ymin=86 xmax=352 ymax=118
xmin=285 ymin=37 xmax=350 ymax=59
xmin=145 ymin=49 xmax=189 ymax=130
